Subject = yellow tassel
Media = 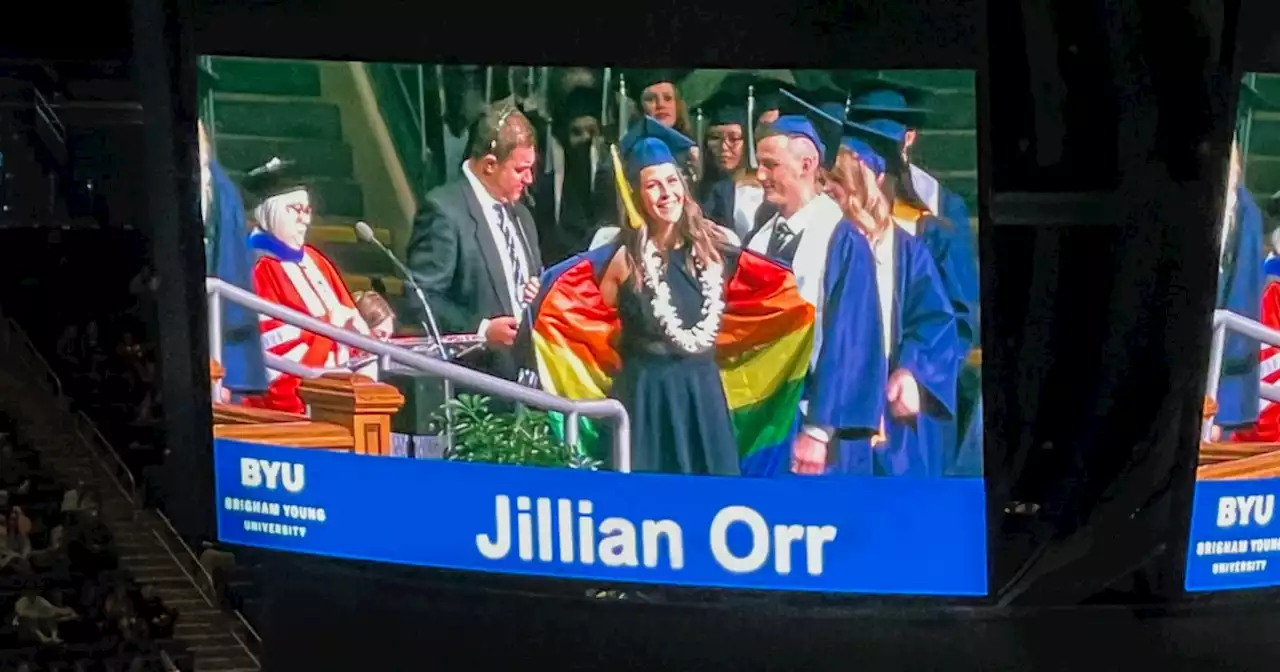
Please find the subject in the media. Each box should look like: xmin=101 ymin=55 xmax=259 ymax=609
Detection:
xmin=610 ymin=143 xmax=646 ymax=230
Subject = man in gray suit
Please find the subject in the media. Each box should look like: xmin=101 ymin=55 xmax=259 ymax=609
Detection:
xmin=406 ymin=99 xmax=543 ymax=382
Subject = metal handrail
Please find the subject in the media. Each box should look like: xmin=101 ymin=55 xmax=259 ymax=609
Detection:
xmin=207 ymin=277 xmax=633 ymax=471
xmin=7 ymin=317 xmax=62 ymax=399
xmin=152 ymin=506 xmax=264 ymax=649
xmin=1202 ymin=309 xmax=1280 ymax=440
xmin=73 ymin=409 xmax=139 ymax=505
xmin=3 ymin=317 xmax=140 ymax=506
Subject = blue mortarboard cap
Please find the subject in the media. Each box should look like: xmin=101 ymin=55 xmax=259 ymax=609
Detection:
xmin=840 ymin=136 xmax=886 ymax=177
xmin=840 ymin=74 xmax=931 ymax=106
xmin=771 ymin=89 xmax=845 ymax=170
xmin=620 ymin=115 xmax=697 ymax=180
xmin=843 ymin=116 xmax=911 ymax=146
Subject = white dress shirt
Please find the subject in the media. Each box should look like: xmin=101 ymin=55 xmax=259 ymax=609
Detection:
xmin=731 ymin=183 xmax=765 ymax=240
xmin=462 ymin=161 xmax=531 ymax=334
xmin=868 ymin=224 xmax=898 ymax=360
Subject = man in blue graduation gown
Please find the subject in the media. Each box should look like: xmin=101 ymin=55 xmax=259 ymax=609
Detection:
xmin=740 ymin=90 xmax=888 ymax=477
xmin=198 ymin=64 xmax=267 ymax=401
xmin=847 ymin=83 xmax=982 ymax=476
xmin=1216 ymin=138 xmax=1264 ymax=435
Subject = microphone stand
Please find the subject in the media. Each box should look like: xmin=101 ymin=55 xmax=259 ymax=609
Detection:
xmin=355 ymin=224 xmax=456 ymax=455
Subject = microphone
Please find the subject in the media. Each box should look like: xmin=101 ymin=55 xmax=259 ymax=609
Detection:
xmin=354 ymin=221 xmax=450 ymax=362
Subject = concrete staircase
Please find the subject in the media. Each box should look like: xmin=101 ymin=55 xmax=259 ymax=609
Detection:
xmin=0 ymin=319 xmax=260 ymax=672
xmin=1243 ymin=73 xmax=1280 ymax=201
xmin=205 ymin=56 xmax=404 ymax=304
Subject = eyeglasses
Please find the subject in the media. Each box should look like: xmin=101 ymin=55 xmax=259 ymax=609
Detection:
xmin=707 ymin=133 xmax=744 ymax=147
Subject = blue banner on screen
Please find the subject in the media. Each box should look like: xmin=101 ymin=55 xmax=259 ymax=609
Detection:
xmin=214 ymin=439 xmax=988 ymax=596
xmin=1185 ymin=478 xmax=1280 ymax=592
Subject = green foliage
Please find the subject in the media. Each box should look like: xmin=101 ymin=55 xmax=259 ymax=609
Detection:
xmin=429 ymin=394 xmax=601 ymax=470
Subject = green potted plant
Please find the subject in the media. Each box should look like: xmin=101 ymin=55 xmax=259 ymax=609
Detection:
xmin=429 ymin=394 xmax=601 ymax=470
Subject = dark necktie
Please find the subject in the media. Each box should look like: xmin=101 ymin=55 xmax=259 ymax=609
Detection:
xmin=495 ymin=204 xmax=528 ymax=305
xmin=767 ymin=218 xmax=795 ymax=258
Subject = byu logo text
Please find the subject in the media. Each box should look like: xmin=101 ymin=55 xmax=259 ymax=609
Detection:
xmin=1217 ymin=494 xmax=1275 ymax=528
xmin=240 ymin=458 xmax=306 ymax=493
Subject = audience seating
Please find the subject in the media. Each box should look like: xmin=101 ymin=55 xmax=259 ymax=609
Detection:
xmin=0 ymin=413 xmax=193 ymax=671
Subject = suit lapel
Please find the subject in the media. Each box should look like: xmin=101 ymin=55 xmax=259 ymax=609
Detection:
xmin=461 ymin=182 xmax=515 ymax=314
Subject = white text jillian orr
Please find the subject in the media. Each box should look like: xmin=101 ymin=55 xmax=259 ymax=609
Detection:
xmin=476 ymin=495 xmax=838 ymax=576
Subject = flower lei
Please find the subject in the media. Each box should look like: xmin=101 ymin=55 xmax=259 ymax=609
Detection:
xmin=640 ymin=240 xmax=726 ymax=354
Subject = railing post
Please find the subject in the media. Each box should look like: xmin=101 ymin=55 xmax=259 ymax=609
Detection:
xmin=1202 ymin=319 xmax=1228 ymax=442
xmin=564 ymin=411 xmax=579 ymax=451
xmin=208 ymin=287 xmax=223 ymax=399
xmin=613 ymin=407 xmax=631 ymax=473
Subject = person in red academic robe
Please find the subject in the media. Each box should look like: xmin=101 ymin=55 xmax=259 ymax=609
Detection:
xmin=241 ymin=158 xmax=371 ymax=414
xmin=1231 ymin=254 xmax=1280 ymax=443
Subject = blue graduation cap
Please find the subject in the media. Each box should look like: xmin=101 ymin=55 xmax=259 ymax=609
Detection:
xmin=771 ymin=89 xmax=846 ymax=170
xmin=840 ymin=135 xmax=888 ymax=177
xmin=844 ymin=76 xmax=932 ymax=145
xmin=620 ymin=115 xmax=698 ymax=180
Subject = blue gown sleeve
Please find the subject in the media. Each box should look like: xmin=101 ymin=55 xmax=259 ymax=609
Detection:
xmin=1216 ymin=186 xmax=1264 ymax=428
xmin=804 ymin=224 xmax=887 ymax=433
xmin=897 ymin=235 xmax=962 ymax=420
xmin=919 ymin=212 xmax=980 ymax=351
xmin=210 ymin=160 xmax=268 ymax=394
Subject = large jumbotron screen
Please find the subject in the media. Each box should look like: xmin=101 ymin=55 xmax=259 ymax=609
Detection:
xmin=199 ymin=58 xmax=987 ymax=596
xmin=1186 ymin=74 xmax=1280 ymax=592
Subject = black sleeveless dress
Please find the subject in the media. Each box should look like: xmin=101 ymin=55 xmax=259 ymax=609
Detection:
xmin=613 ymin=248 xmax=740 ymax=476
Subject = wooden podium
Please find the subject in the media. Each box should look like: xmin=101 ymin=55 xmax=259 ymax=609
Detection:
xmin=211 ymin=359 xmax=407 ymax=456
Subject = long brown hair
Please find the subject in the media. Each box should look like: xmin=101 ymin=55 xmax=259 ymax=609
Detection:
xmin=827 ymin=147 xmax=894 ymax=238
xmin=616 ymin=170 xmax=726 ymax=289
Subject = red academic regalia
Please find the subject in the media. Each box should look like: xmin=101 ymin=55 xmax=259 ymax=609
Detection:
xmin=1232 ymin=279 xmax=1280 ymax=442
xmin=243 ymin=238 xmax=364 ymax=414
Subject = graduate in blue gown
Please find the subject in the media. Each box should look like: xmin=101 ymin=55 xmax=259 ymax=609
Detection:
xmin=831 ymin=132 xmax=961 ymax=477
xmin=737 ymin=90 xmax=888 ymax=477
xmin=847 ymin=83 xmax=982 ymax=476
xmin=199 ymin=63 xmax=267 ymax=399
xmin=1215 ymin=140 xmax=1264 ymax=432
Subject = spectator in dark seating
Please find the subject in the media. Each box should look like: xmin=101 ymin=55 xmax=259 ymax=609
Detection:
xmin=134 ymin=585 xmax=175 ymax=640
xmin=13 ymin=583 xmax=77 ymax=645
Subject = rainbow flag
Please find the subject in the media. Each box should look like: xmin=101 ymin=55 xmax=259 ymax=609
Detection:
xmin=525 ymin=244 xmax=815 ymax=469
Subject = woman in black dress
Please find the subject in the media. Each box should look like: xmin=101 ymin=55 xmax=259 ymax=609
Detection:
xmin=598 ymin=116 xmax=738 ymax=475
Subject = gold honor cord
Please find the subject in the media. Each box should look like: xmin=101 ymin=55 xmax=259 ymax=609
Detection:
xmin=610 ymin=143 xmax=646 ymax=230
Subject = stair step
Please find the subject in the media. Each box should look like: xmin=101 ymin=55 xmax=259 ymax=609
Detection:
xmin=209 ymin=56 xmax=322 ymax=98
xmin=215 ymin=133 xmax=355 ymax=179
xmin=212 ymin=97 xmax=343 ymax=142
xmin=311 ymin=218 xmax=391 ymax=245
xmin=315 ymin=239 xmax=399 ymax=275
